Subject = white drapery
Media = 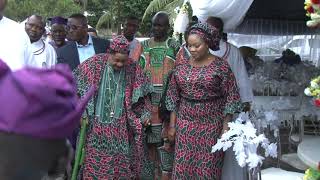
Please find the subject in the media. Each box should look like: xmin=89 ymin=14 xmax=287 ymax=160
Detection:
xmin=189 ymin=0 xmax=254 ymax=31
xmin=188 ymin=0 xmax=320 ymax=67
xmin=226 ymin=19 xmax=320 ymax=67
xmin=228 ymin=33 xmax=320 ymax=67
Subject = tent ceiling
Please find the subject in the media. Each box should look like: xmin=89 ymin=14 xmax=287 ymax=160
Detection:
xmin=245 ymin=0 xmax=307 ymax=21
xmin=233 ymin=0 xmax=318 ymax=35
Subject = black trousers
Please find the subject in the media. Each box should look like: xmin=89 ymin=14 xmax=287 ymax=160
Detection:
xmin=0 ymin=132 xmax=67 ymax=180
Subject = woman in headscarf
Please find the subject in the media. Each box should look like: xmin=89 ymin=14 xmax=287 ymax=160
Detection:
xmin=73 ymin=35 xmax=154 ymax=179
xmin=165 ymin=23 xmax=242 ymax=179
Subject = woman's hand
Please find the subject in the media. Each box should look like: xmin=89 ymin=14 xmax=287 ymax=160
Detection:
xmin=220 ymin=122 xmax=229 ymax=137
xmin=168 ymin=127 xmax=176 ymax=143
xmin=220 ymin=114 xmax=232 ymax=137
xmin=168 ymin=112 xmax=177 ymax=143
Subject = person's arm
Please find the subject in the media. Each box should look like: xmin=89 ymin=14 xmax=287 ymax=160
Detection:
xmin=220 ymin=60 xmax=243 ymax=136
xmin=223 ymin=45 xmax=253 ymax=106
xmin=165 ymin=70 xmax=180 ymax=143
xmin=168 ymin=111 xmax=177 ymax=142
xmin=228 ymin=46 xmax=254 ymax=104
xmin=222 ymin=114 xmax=233 ymax=136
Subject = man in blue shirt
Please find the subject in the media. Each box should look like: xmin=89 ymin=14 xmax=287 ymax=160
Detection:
xmin=57 ymin=13 xmax=109 ymax=70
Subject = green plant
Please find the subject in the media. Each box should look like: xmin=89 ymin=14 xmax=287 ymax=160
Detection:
xmin=303 ymin=168 xmax=320 ymax=180
xmin=5 ymin=0 xmax=82 ymax=22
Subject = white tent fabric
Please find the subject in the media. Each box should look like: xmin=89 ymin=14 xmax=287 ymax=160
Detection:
xmin=189 ymin=0 xmax=254 ymax=31
xmin=228 ymin=33 xmax=320 ymax=67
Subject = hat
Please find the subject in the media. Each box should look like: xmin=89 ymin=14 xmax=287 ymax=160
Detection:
xmin=109 ymin=35 xmax=130 ymax=54
xmin=0 ymin=60 xmax=95 ymax=139
xmin=48 ymin=16 xmax=68 ymax=25
xmin=188 ymin=23 xmax=221 ymax=51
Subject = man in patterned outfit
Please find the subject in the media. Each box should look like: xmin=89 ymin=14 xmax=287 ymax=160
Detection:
xmin=139 ymin=11 xmax=180 ymax=179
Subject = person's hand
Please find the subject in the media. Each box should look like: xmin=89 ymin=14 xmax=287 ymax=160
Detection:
xmin=242 ymin=102 xmax=251 ymax=112
xmin=168 ymin=127 xmax=176 ymax=143
xmin=143 ymin=119 xmax=151 ymax=127
xmin=220 ymin=122 xmax=229 ymax=138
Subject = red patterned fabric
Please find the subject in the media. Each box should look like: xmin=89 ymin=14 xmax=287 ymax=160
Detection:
xmin=73 ymin=53 xmax=153 ymax=179
xmin=108 ymin=35 xmax=130 ymax=54
xmin=166 ymin=52 xmax=242 ymax=179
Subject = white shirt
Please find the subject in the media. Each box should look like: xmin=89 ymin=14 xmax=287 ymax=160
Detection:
xmin=0 ymin=17 xmax=36 ymax=70
xmin=210 ymin=40 xmax=254 ymax=103
xmin=31 ymin=39 xmax=57 ymax=68
xmin=76 ymin=35 xmax=96 ymax=63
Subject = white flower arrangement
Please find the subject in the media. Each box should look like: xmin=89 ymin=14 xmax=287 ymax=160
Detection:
xmin=305 ymin=0 xmax=320 ymax=27
xmin=304 ymin=75 xmax=320 ymax=107
xmin=263 ymin=110 xmax=280 ymax=137
xmin=212 ymin=112 xmax=278 ymax=169
xmin=304 ymin=87 xmax=313 ymax=96
xmin=173 ymin=0 xmax=191 ymax=37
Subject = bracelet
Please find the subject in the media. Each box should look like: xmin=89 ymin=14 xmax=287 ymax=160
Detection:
xmin=169 ymin=124 xmax=175 ymax=128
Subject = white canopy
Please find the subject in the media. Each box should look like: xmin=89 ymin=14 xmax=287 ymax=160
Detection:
xmin=189 ymin=0 xmax=254 ymax=31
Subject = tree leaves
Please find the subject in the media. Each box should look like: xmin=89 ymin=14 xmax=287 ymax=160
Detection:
xmin=5 ymin=0 xmax=82 ymax=22
xmin=142 ymin=0 xmax=176 ymax=22
xmin=96 ymin=0 xmax=152 ymax=35
xmin=141 ymin=0 xmax=184 ymax=35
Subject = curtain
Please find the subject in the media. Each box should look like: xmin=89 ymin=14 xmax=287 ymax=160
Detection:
xmin=226 ymin=19 xmax=320 ymax=67
xmin=189 ymin=0 xmax=254 ymax=31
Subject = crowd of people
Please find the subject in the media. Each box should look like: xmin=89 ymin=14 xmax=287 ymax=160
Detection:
xmin=0 ymin=0 xmax=254 ymax=179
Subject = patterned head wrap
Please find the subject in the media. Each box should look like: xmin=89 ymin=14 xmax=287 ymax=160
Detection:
xmin=109 ymin=35 xmax=130 ymax=54
xmin=188 ymin=23 xmax=221 ymax=51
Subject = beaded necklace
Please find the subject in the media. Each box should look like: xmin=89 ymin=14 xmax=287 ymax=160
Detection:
xmin=106 ymin=63 xmax=123 ymax=118
xmin=33 ymin=40 xmax=46 ymax=55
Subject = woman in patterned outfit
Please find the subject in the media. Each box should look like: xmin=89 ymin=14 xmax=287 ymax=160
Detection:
xmin=73 ymin=35 xmax=154 ymax=179
xmin=165 ymin=23 xmax=242 ymax=179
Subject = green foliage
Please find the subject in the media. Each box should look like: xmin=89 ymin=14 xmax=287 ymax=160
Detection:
xmin=141 ymin=0 xmax=186 ymax=35
xmin=304 ymin=168 xmax=320 ymax=180
xmin=85 ymin=0 xmax=111 ymax=27
xmin=122 ymin=0 xmax=153 ymax=35
xmin=5 ymin=0 xmax=83 ymax=22
xmin=5 ymin=0 xmax=183 ymax=37
xmin=142 ymin=0 xmax=175 ymax=21
xmin=96 ymin=0 xmax=152 ymax=36
xmin=96 ymin=12 xmax=112 ymax=30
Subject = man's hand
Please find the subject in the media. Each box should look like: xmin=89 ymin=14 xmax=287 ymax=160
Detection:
xmin=168 ymin=127 xmax=176 ymax=143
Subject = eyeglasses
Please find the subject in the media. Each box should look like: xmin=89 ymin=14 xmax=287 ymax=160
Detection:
xmin=66 ymin=24 xmax=87 ymax=31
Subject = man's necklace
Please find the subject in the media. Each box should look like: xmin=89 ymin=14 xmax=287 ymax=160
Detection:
xmin=33 ymin=40 xmax=45 ymax=55
xmin=106 ymin=64 xmax=123 ymax=118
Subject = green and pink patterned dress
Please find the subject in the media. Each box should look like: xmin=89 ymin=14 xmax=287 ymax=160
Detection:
xmin=166 ymin=53 xmax=242 ymax=179
xmin=73 ymin=53 xmax=154 ymax=179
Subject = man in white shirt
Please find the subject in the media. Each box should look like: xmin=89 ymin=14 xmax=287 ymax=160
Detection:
xmin=207 ymin=16 xmax=253 ymax=180
xmin=207 ymin=16 xmax=254 ymax=107
xmin=25 ymin=15 xmax=56 ymax=67
xmin=0 ymin=0 xmax=36 ymax=70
